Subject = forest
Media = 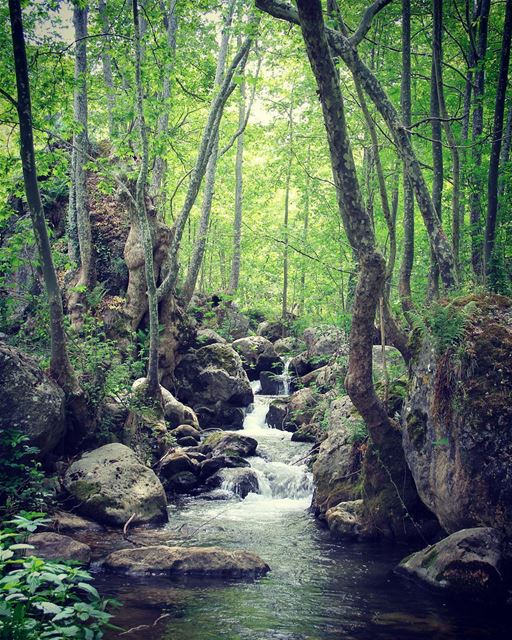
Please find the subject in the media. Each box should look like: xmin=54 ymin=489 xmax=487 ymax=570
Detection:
xmin=0 ymin=0 xmax=511 ymax=638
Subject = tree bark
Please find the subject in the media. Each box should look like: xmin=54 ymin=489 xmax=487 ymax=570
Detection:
xmin=428 ymin=54 xmax=442 ymax=300
xmin=8 ymin=0 xmax=77 ymax=392
xmin=255 ymin=0 xmax=457 ymax=290
xmin=298 ymin=143 xmax=311 ymax=315
xmin=157 ymin=28 xmax=255 ymax=301
xmin=398 ymin=0 xmax=415 ymax=314
xmin=282 ymin=95 xmax=293 ymax=321
xmin=68 ymin=3 xmax=94 ymax=327
xmin=469 ymin=0 xmax=491 ymax=278
xmin=133 ymin=0 xmax=161 ymax=399
xmin=98 ymin=0 xmax=115 ymax=137
xmin=181 ymin=0 xmax=236 ymax=307
xmin=295 ymin=0 xmax=391 ymax=442
xmin=150 ymin=0 xmax=178 ymax=204
xmin=228 ymin=53 xmax=246 ymax=295
xmin=484 ymin=0 xmax=512 ymax=282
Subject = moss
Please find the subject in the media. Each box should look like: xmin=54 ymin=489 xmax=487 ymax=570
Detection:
xmin=420 ymin=546 xmax=439 ymax=569
xmin=71 ymin=480 xmax=100 ymax=501
xmin=406 ymin=411 xmax=427 ymax=449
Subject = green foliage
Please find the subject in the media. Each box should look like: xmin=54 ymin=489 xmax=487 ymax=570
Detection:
xmin=67 ymin=315 xmax=145 ymax=412
xmin=0 ymin=516 xmax=117 ymax=639
xmin=411 ymin=300 xmax=477 ymax=355
xmin=347 ymin=419 xmax=368 ymax=444
xmin=0 ymin=429 xmax=49 ymax=519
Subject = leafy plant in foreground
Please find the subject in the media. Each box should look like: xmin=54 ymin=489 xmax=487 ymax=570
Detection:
xmin=0 ymin=515 xmax=118 ymax=640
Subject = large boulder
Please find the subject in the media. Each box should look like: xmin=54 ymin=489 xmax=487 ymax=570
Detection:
xmin=402 ymin=295 xmax=512 ymax=536
xmin=174 ymin=344 xmax=253 ymax=430
xmin=214 ymin=302 xmax=250 ymax=340
xmin=232 ymin=336 xmax=283 ymax=381
xmin=27 ymin=532 xmax=91 ymax=565
xmin=312 ymin=396 xmax=362 ymax=516
xmin=395 ymin=527 xmax=506 ymax=601
xmin=284 ymin=388 xmax=318 ymax=432
xmin=0 ymin=342 xmax=66 ymax=457
xmin=303 ymin=325 xmax=347 ymax=358
xmin=132 ymin=379 xmax=199 ymax=430
xmin=103 ymin=545 xmax=270 ymax=578
xmin=256 ymin=320 xmax=286 ymax=342
xmin=63 ymin=443 xmax=167 ymax=526
xmin=325 ymin=500 xmax=363 ymax=541
xmin=207 ymin=468 xmax=260 ymax=498
xmin=273 ymin=337 xmax=305 ymax=356
xmin=195 ymin=328 xmax=227 ymax=347
xmin=266 ymin=398 xmax=289 ymax=430
xmin=201 ymin=432 xmax=258 ymax=458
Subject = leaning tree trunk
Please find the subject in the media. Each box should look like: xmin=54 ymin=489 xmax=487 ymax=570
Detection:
xmin=150 ymin=0 xmax=178 ymax=204
xmin=484 ymin=0 xmax=512 ymax=283
xmin=295 ymin=0 xmax=390 ymax=440
xmin=181 ymin=0 xmax=237 ymax=307
xmin=156 ymin=28 xmax=255 ymax=302
xmin=398 ymin=0 xmax=415 ymax=314
xmin=68 ymin=2 xmax=94 ymax=328
xmin=8 ymin=0 xmax=80 ymax=397
xmin=255 ymin=0 xmax=456 ymax=291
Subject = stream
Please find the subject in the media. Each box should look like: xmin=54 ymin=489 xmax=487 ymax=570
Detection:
xmin=98 ymin=377 xmax=512 ymax=640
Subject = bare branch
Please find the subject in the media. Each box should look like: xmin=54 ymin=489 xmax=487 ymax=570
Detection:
xmin=349 ymin=0 xmax=393 ymax=47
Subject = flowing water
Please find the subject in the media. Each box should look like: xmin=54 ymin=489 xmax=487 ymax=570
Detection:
xmin=98 ymin=382 xmax=512 ymax=640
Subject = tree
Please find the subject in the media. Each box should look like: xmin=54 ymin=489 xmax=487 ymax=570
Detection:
xmin=7 ymin=0 xmax=78 ymax=393
xmin=484 ymin=0 xmax=512 ymax=283
xmin=67 ymin=1 xmax=94 ymax=327
xmin=181 ymin=0 xmax=237 ymax=307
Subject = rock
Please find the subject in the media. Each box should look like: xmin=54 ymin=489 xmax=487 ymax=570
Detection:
xmin=98 ymin=399 xmax=129 ymax=440
xmin=289 ymin=352 xmax=316 ymax=377
xmin=326 ymin=500 xmax=363 ymax=541
xmin=257 ymin=320 xmax=286 ymax=342
xmin=207 ymin=468 xmax=260 ymax=498
xmin=159 ymin=451 xmax=197 ymax=478
xmin=402 ymin=295 xmax=512 ymax=536
xmin=266 ymin=398 xmax=289 ymax=430
xmin=176 ymin=436 xmax=199 ymax=447
xmin=232 ymin=336 xmax=283 ymax=381
xmin=291 ymin=423 xmax=325 ymax=443
xmin=132 ymin=379 xmax=199 ymax=430
xmin=195 ymin=328 xmax=227 ymax=347
xmin=103 ymin=545 xmax=270 ymax=578
xmin=285 ymin=388 xmax=317 ymax=432
xmin=395 ymin=527 xmax=506 ymax=601
xmin=166 ymin=471 xmax=199 ymax=493
xmin=199 ymin=455 xmax=250 ymax=481
xmin=185 ymin=451 xmax=207 ymax=464
xmin=303 ymin=325 xmax=347 ymax=358
xmin=214 ymin=302 xmax=250 ymax=340
xmin=273 ymin=337 xmax=306 ymax=355
xmin=259 ymin=370 xmax=283 ymax=395
xmin=171 ymin=424 xmax=201 ymax=444
xmin=174 ymin=343 xmax=253 ymax=430
xmin=52 ymin=511 xmax=105 ymax=534
xmin=27 ymin=532 xmax=91 ymax=565
xmin=312 ymin=396 xmax=362 ymax=516
xmin=201 ymin=432 xmax=258 ymax=458
xmin=63 ymin=443 xmax=168 ymax=526
xmin=0 ymin=342 xmax=66 ymax=457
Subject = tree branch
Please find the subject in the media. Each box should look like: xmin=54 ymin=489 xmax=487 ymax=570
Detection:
xmin=349 ymin=0 xmax=393 ymax=47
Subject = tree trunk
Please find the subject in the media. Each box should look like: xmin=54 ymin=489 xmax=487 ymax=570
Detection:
xmin=157 ymin=27 xmax=254 ymax=301
xmin=8 ymin=0 xmax=78 ymax=393
xmin=150 ymin=0 xmax=178 ymax=204
xmin=433 ymin=0 xmax=461 ymax=279
xmin=298 ymin=143 xmax=311 ymax=315
xmin=133 ymin=0 xmax=161 ymax=399
xmin=68 ymin=3 xmax=94 ymax=327
xmin=282 ymin=97 xmax=293 ymax=321
xmin=181 ymin=0 xmax=236 ymax=307
xmin=255 ymin=0 xmax=457 ymax=291
xmin=98 ymin=0 xmax=115 ymax=137
xmin=469 ymin=0 xmax=491 ymax=278
xmin=228 ymin=55 xmax=246 ymax=295
xmin=398 ymin=0 xmax=415 ymax=314
xmin=484 ymin=0 xmax=512 ymax=283
xmin=428 ymin=53 xmax=442 ymax=300
xmin=295 ymin=0 xmax=391 ymax=441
